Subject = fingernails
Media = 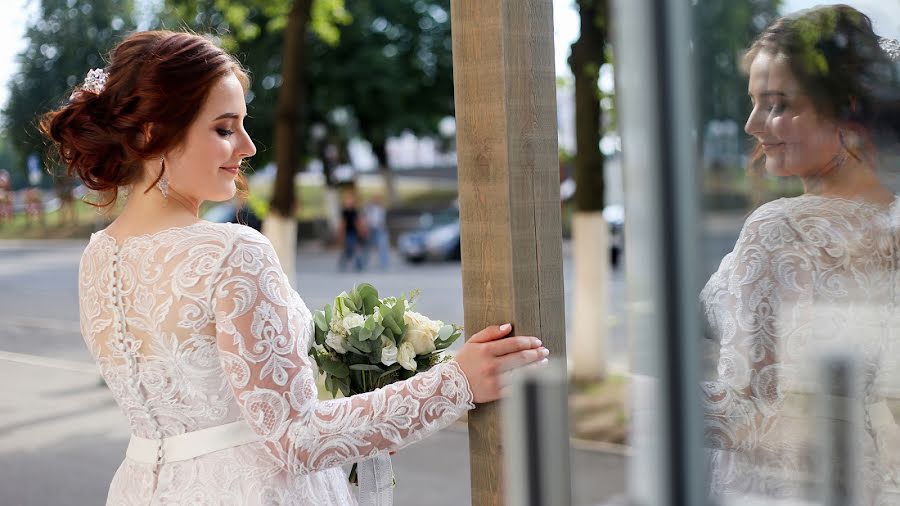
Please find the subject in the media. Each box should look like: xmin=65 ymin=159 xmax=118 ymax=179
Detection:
xmin=540 ymin=347 xmax=550 ymax=357
xmin=499 ymin=323 xmax=511 ymax=332
xmin=539 ymin=358 xmax=549 ymax=366
xmin=532 ymin=338 xmax=542 ymax=347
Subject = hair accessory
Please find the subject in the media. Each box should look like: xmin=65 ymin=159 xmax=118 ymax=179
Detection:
xmin=880 ymin=37 xmax=899 ymax=62
xmin=156 ymin=157 xmax=169 ymax=199
xmin=69 ymin=68 xmax=109 ymax=101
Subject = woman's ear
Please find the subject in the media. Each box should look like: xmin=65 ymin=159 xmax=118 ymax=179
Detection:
xmin=139 ymin=123 xmax=155 ymax=149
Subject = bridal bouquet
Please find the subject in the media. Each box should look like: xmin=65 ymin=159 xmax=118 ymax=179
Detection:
xmin=310 ymin=283 xmax=462 ymax=484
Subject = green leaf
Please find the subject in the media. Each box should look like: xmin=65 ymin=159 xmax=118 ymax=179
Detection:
xmin=437 ymin=324 xmax=454 ymax=342
xmin=349 ymin=364 xmax=385 ymax=372
xmin=379 ymin=363 xmax=402 ymax=379
xmin=320 ymin=357 xmax=350 ymax=379
xmin=324 ymin=304 xmax=333 ymax=326
xmin=314 ymin=310 xmax=328 ymax=332
xmin=356 ymin=283 xmax=380 ymax=314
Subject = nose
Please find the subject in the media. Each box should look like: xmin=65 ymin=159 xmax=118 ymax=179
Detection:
xmin=745 ymin=105 xmax=765 ymax=138
xmin=240 ymin=131 xmax=257 ymax=159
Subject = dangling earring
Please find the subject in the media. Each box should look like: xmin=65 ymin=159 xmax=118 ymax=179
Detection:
xmin=156 ymin=156 xmax=169 ymax=199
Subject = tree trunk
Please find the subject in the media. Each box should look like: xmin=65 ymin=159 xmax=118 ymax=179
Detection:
xmin=568 ymin=0 xmax=609 ymax=382
xmin=266 ymin=0 xmax=313 ymax=287
xmin=372 ymin=140 xmax=397 ymax=206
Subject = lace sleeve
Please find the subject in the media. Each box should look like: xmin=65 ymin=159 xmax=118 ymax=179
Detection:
xmin=212 ymin=228 xmax=474 ymax=475
xmin=700 ymin=206 xmax=811 ymax=451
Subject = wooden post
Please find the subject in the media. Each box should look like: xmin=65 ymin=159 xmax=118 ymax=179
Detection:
xmin=450 ymin=1 xmax=566 ymax=504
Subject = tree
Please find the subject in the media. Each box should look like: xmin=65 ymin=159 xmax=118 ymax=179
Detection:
xmin=3 ymin=0 xmax=137 ymax=176
xmin=307 ymin=0 xmax=455 ymax=204
xmin=567 ymin=0 xmax=611 ymax=382
xmin=569 ymin=0 xmax=607 ymax=215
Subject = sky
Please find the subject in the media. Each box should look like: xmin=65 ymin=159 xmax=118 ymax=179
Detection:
xmin=0 ymin=0 xmax=896 ymax=111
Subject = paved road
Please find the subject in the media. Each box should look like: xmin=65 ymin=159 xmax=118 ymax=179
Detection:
xmin=0 ymin=237 xmax=642 ymax=506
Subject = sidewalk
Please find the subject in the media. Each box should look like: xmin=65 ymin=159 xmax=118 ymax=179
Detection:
xmin=0 ymin=357 xmax=627 ymax=506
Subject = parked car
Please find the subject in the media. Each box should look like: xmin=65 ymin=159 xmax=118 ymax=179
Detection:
xmin=399 ymin=203 xmax=625 ymax=266
xmin=397 ymin=207 xmax=461 ymax=263
xmin=202 ymin=201 xmax=263 ymax=231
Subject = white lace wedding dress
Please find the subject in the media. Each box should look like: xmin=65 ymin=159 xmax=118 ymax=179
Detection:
xmin=701 ymin=195 xmax=900 ymax=504
xmin=79 ymin=222 xmax=475 ymax=505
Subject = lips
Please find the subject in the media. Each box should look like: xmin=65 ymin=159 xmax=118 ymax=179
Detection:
xmin=220 ymin=166 xmax=240 ymax=174
xmin=762 ymin=142 xmax=785 ymax=152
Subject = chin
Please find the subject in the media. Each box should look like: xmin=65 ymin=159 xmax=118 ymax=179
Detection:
xmin=764 ymin=158 xmax=794 ymax=177
xmin=209 ymin=185 xmax=238 ymax=203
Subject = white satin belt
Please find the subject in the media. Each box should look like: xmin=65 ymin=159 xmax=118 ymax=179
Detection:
xmin=126 ymin=420 xmax=262 ymax=464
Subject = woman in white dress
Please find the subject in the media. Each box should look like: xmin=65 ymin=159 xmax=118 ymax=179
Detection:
xmin=700 ymin=5 xmax=900 ymax=503
xmin=40 ymin=31 xmax=549 ymax=505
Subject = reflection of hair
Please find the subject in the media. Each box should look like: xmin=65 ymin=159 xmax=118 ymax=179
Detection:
xmin=40 ymin=31 xmax=250 ymax=207
xmin=743 ymin=5 xmax=900 ymax=171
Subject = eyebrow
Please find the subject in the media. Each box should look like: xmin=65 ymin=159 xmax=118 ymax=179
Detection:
xmin=213 ymin=112 xmax=241 ymax=120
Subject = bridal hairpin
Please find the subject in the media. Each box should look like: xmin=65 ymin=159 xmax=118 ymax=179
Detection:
xmin=69 ymin=68 xmax=109 ymax=101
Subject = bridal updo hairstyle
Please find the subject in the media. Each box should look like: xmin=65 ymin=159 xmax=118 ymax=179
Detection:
xmin=742 ymin=4 xmax=900 ymax=170
xmin=40 ymin=30 xmax=250 ymax=207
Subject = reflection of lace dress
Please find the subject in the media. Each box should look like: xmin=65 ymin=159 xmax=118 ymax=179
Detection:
xmin=79 ymin=222 xmax=474 ymax=505
xmin=701 ymin=195 xmax=900 ymax=504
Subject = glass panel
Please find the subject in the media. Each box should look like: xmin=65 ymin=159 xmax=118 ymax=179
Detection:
xmin=694 ymin=2 xmax=900 ymax=504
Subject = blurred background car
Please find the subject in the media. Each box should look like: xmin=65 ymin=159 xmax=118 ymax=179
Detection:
xmin=398 ymin=203 xmax=625 ymax=266
xmin=397 ymin=206 xmax=460 ymax=263
xmin=202 ymin=200 xmax=263 ymax=231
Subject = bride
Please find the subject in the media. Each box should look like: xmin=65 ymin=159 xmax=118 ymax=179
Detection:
xmin=701 ymin=5 xmax=900 ymax=503
xmin=40 ymin=31 xmax=549 ymax=505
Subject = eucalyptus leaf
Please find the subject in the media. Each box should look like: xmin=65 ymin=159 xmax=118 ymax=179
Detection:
xmin=320 ymin=357 xmax=350 ymax=379
xmin=349 ymin=364 xmax=385 ymax=372
xmin=437 ymin=324 xmax=454 ymax=341
xmin=379 ymin=363 xmax=401 ymax=379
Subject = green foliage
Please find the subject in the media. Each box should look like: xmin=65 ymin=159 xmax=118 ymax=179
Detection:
xmin=3 ymin=0 xmax=137 ymax=176
xmin=308 ymin=0 xmax=455 ymax=156
xmin=694 ymin=0 xmax=782 ymax=128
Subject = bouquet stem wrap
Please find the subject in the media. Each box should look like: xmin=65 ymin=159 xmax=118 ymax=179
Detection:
xmin=357 ymin=452 xmax=394 ymax=506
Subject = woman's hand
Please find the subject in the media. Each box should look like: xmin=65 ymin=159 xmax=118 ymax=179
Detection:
xmin=454 ymin=323 xmax=549 ymax=403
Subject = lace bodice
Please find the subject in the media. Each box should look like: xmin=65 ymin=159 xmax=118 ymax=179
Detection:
xmin=80 ymin=221 xmax=474 ymax=503
xmin=701 ymin=195 xmax=900 ymax=501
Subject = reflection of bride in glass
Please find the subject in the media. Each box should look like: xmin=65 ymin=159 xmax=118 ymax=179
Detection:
xmin=701 ymin=5 xmax=900 ymax=503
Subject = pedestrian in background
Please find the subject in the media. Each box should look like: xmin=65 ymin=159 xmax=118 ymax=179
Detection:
xmin=364 ymin=193 xmax=390 ymax=270
xmin=336 ymin=188 xmax=367 ymax=271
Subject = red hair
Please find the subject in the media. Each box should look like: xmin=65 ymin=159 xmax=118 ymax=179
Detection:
xmin=40 ymin=30 xmax=250 ymax=207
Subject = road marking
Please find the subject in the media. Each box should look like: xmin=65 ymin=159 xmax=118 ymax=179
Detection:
xmin=0 ymin=350 xmax=96 ymax=374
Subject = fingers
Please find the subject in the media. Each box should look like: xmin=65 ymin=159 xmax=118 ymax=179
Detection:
xmin=495 ymin=347 xmax=550 ymax=373
xmin=468 ymin=323 xmax=513 ymax=343
xmin=487 ymin=335 xmax=541 ymax=356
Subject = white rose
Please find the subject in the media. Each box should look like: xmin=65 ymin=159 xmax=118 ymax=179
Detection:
xmin=372 ymin=306 xmax=384 ymax=324
xmin=402 ymin=311 xmax=441 ymax=355
xmin=380 ymin=336 xmax=398 ymax=366
xmin=325 ymin=330 xmax=350 ymax=354
xmin=342 ymin=313 xmax=365 ymax=331
xmin=397 ymin=341 xmax=417 ymax=371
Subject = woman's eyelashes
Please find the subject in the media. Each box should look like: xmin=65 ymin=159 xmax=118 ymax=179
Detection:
xmin=216 ymin=128 xmax=235 ymax=137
